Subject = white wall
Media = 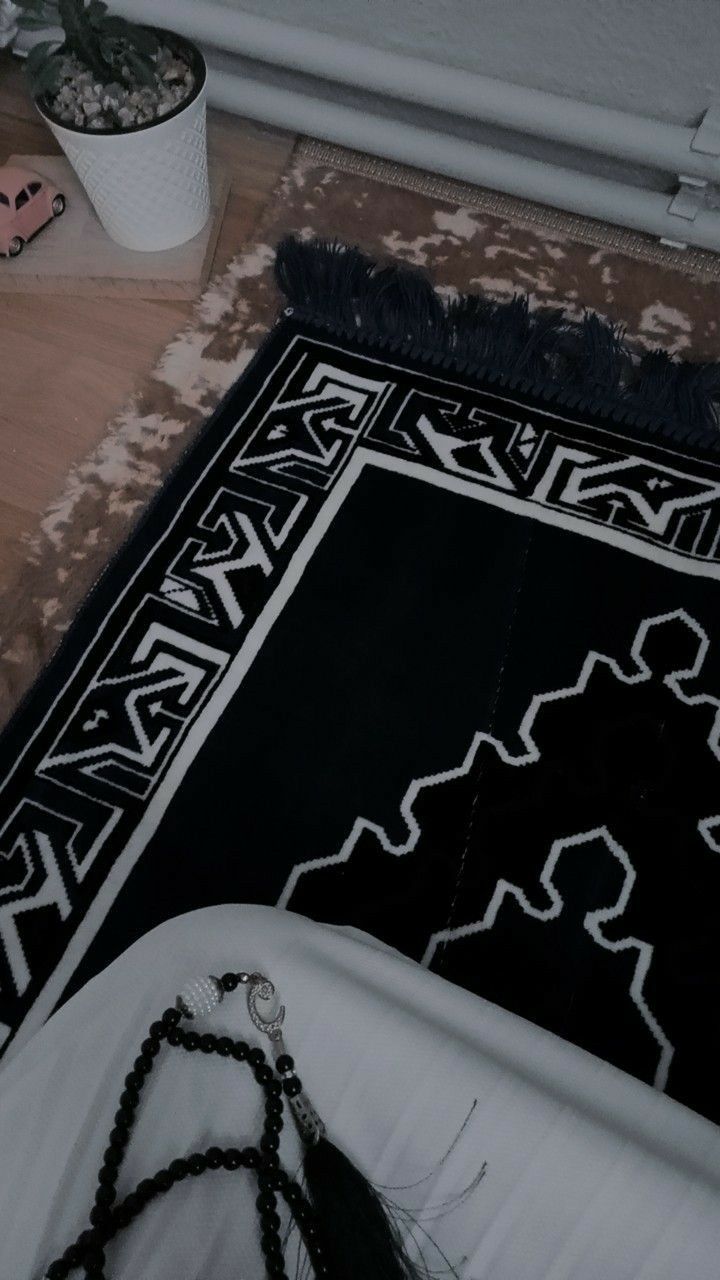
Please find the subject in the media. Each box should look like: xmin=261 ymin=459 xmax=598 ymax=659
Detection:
xmin=206 ymin=0 xmax=720 ymax=125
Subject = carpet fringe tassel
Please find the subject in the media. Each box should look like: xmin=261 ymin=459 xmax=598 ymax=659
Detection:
xmin=274 ymin=235 xmax=720 ymax=449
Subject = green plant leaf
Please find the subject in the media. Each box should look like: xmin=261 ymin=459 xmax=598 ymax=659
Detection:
xmin=124 ymin=47 xmax=157 ymax=89
xmin=28 ymin=54 xmax=64 ymax=97
xmin=87 ymin=6 xmax=109 ymax=29
xmin=15 ymin=0 xmax=55 ymax=14
xmin=16 ymin=0 xmax=59 ymax=26
xmin=57 ymin=0 xmax=111 ymax=80
xmin=95 ymin=13 xmax=130 ymax=36
xmin=95 ymin=14 xmax=159 ymax=56
xmin=25 ymin=38 xmax=59 ymax=73
xmin=17 ymin=13 xmax=58 ymax=29
xmin=123 ymin=24 xmax=159 ymax=56
xmin=97 ymin=35 xmax=120 ymax=62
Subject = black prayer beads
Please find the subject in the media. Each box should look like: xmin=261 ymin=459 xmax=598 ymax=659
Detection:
xmin=42 ymin=974 xmax=328 ymax=1280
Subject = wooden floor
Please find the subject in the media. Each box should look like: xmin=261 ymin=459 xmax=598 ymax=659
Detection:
xmin=0 ymin=52 xmax=296 ymax=589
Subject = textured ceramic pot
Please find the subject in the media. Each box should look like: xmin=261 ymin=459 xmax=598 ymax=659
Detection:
xmin=35 ymin=30 xmax=209 ymax=252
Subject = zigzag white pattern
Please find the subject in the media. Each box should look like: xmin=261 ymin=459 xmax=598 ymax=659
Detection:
xmin=280 ymin=609 xmax=720 ymax=1092
xmin=280 ymin=609 xmax=719 ymax=903
xmin=661 ymin=617 xmax=720 ymax=851
xmin=423 ymin=826 xmax=674 ymax=1089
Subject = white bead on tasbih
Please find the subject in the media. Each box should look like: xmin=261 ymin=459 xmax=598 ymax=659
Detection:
xmin=176 ymin=975 xmax=224 ymax=1019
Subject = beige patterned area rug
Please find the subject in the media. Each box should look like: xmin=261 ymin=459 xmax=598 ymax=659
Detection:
xmin=2 ymin=140 xmax=720 ymax=726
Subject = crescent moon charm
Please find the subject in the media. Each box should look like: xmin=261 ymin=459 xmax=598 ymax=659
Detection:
xmin=246 ymin=974 xmax=285 ymax=1040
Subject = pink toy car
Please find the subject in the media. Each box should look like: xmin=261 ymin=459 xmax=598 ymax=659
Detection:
xmin=0 ymin=165 xmax=66 ymax=257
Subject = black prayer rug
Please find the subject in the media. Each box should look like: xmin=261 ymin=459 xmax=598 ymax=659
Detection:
xmin=2 ymin=238 xmax=719 ymax=1125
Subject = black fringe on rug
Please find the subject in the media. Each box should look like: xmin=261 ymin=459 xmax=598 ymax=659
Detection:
xmin=274 ymin=236 xmax=720 ymax=451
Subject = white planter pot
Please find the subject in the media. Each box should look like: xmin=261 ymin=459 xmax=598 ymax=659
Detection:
xmin=36 ymin=34 xmax=210 ymax=252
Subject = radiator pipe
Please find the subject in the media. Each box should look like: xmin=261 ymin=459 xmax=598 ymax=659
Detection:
xmin=206 ymin=65 xmax=720 ymax=253
xmin=114 ymin=0 xmax=720 ymax=181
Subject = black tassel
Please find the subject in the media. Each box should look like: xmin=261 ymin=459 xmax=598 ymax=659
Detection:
xmin=559 ymin=311 xmax=629 ymax=394
xmin=304 ymin=1136 xmax=428 ymax=1280
xmin=673 ymin=360 xmax=720 ymax=433
xmin=445 ymin=292 xmax=499 ymax=368
xmin=274 ymin=235 xmax=372 ymax=333
xmin=360 ymin=263 xmax=447 ymax=351
xmin=629 ymin=348 xmax=682 ymax=422
xmin=273 ymin=236 xmax=720 ymax=450
xmin=495 ymin=297 xmax=566 ymax=381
